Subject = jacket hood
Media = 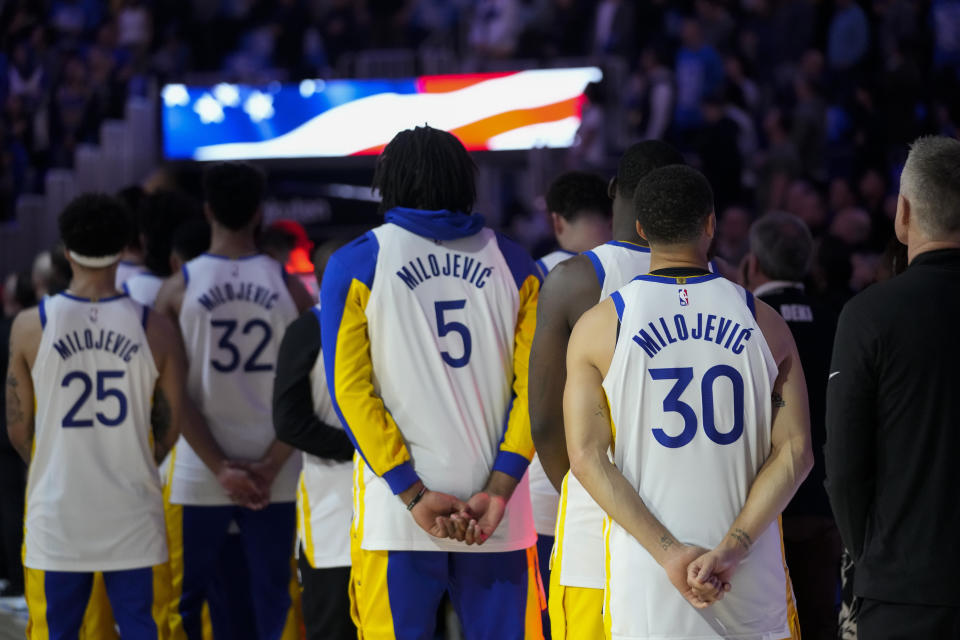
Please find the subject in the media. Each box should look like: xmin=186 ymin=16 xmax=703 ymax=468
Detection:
xmin=384 ymin=207 xmax=486 ymax=241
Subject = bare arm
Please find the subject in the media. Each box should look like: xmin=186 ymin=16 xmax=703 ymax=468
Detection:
xmin=285 ymin=273 xmax=315 ymax=313
xmin=529 ymin=256 xmax=600 ymax=490
xmin=691 ymin=299 xmax=813 ymax=585
xmin=565 ymin=299 xmax=721 ymax=608
xmin=6 ymin=310 xmax=41 ymax=462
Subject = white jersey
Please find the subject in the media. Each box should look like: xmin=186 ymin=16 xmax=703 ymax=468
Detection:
xmin=169 ymin=253 xmax=300 ymax=505
xmin=326 ymin=218 xmax=537 ymax=553
xmin=297 ymin=305 xmax=352 ymax=568
xmin=535 ymin=249 xmax=575 ymax=279
xmin=25 ymin=293 xmax=166 ymax=571
xmin=603 ymin=273 xmax=791 ymax=640
xmin=554 ymin=240 xmax=654 ymax=588
xmin=123 ymin=272 xmax=164 ymax=307
xmin=555 ymin=241 xmax=720 ymax=588
xmin=115 ymin=260 xmax=146 ymax=289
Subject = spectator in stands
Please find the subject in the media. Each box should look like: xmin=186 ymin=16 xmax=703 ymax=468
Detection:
xmin=698 ymin=93 xmax=742 ymax=212
xmin=744 ymin=212 xmax=841 ymax=640
xmin=468 ymin=0 xmax=523 ymax=61
xmin=827 ymin=0 xmax=869 ymax=72
xmin=714 ymin=205 xmax=752 ymax=266
xmin=627 ymin=45 xmax=675 ymax=142
xmin=590 ymin=0 xmax=635 ymax=58
xmin=673 ymin=17 xmax=724 ymax=136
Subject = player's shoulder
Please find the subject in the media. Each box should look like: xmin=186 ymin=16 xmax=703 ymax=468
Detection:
xmin=541 ymin=254 xmax=602 ymax=306
xmin=9 ymin=304 xmax=43 ymax=358
xmin=491 ymin=230 xmax=539 ymax=288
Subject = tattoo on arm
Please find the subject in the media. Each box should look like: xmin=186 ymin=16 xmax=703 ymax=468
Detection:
xmin=659 ymin=534 xmax=674 ymax=551
xmin=594 ymin=402 xmax=606 ymax=418
xmin=6 ymin=375 xmax=25 ymax=425
xmin=729 ymin=528 xmax=752 ymax=551
xmin=772 ymin=392 xmax=786 ymax=408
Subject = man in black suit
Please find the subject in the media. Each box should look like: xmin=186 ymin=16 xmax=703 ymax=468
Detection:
xmin=826 ymin=136 xmax=960 ymax=639
xmin=743 ymin=211 xmax=841 ymax=640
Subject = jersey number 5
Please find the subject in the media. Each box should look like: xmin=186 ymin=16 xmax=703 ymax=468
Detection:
xmin=648 ymin=365 xmax=745 ymax=448
xmin=435 ymin=300 xmax=471 ymax=368
xmin=62 ymin=370 xmax=128 ymax=428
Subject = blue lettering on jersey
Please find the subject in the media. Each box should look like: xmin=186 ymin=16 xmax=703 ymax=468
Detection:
xmin=396 ymin=252 xmax=494 ymax=291
xmin=631 ymin=312 xmax=753 ymax=359
xmin=51 ymin=328 xmax=141 ymax=363
xmin=196 ymin=281 xmax=280 ymax=312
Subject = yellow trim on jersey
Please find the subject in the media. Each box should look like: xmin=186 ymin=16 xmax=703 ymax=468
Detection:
xmin=297 ymin=473 xmax=316 ymax=568
xmin=164 ymin=447 xmax=188 ymax=640
xmin=602 ymin=516 xmax=613 ymax=640
xmin=499 ymin=274 xmax=540 ymax=462
xmin=550 ymin=473 xmax=570 ymax=571
xmin=349 ymin=453 xmax=367 ymax=634
xmin=281 ymin=555 xmax=304 ymax=640
xmin=777 ymin=516 xmax=802 ymax=639
xmin=332 ymin=279 xmax=413 ymax=480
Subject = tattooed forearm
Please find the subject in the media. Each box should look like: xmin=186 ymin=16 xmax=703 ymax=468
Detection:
xmin=772 ymin=392 xmax=786 ymax=408
xmin=659 ymin=534 xmax=674 ymax=551
xmin=594 ymin=402 xmax=606 ymax=418
xmin=729 ymin=527 xmax=752 ymax=551
xmin=6 ymin=375 xmax=25 ymax=425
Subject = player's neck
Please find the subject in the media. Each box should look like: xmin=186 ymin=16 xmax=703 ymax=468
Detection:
xmin=648 ymin=246 xmax=710 ymax=273
xmin=613 ymin=217 xmax=647 ymax=246
xmin=208 ymin=229 xmax=259 ymax=258
xmin=67 ymin=267 xmax=120 ymax=300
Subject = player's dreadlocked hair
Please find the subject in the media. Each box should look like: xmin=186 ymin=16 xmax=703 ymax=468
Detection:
xmin=372 ymin=126 xmax=477 ymax=215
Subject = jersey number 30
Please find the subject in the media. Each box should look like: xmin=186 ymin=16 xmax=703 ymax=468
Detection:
xmin=648 ymin=365 xmax=744 ymax=448
xmin=62 ymin=370 xmax=128 ymax=428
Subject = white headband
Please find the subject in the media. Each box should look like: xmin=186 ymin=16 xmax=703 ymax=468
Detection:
xmin=68 ymin=251 xmax=121 ymax=268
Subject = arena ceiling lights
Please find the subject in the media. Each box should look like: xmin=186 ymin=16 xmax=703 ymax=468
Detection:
xmin=161 ymin=67 xmax=603 ymax=161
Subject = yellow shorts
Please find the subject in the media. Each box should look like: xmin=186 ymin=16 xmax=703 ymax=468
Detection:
xmin=547 ymin=573 xmax=603 ymax=640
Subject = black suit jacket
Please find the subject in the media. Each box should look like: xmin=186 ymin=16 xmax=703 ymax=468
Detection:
xmin=825 ymin=249 xmax=960 ymax=606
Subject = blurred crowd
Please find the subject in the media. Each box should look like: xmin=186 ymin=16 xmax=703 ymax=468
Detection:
xmin=2 ymin=0 xmax=960 ymax=295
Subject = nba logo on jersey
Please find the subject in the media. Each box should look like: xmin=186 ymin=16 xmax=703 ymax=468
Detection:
xmin=89 ymin=307 xmax=98 ymax=322
xmin=678 ymin=288 xmax=689 ymax=306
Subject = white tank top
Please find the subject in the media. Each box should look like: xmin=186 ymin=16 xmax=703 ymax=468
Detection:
xmin=169 ymin=253 xmax=300 ymax=505
xmin=555 ymin=242 xmax=719 ymax=588
xmin=297 ymin=304 xmax=353 ymax=568
xmin=603 ymin=274 xmax=790 ymax=640
xmin=535 ymin=249 xmax=575 ymax=279
xmin=123 ymin=272 xmax=164 ymax=307
xmin=554 ymin=240 xmax=654 ymax=587
xmin=25 ymin=293 xmax=166 ymax=571
xmin=355 ymin=224 xmax=535 ymax=553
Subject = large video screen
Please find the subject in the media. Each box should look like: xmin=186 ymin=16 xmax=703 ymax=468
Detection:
xmin=161 ymin=67 xmax=603 ymax=161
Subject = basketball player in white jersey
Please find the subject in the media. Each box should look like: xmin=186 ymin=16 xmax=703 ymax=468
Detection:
xmin=124 ymin=191 xmax=202 ymax=308
xmin=528 ymin=170 xmax=611 ymax=636
xmin=272 ymin=239 xmax=356 ymax=640
xmin=321 ymin=126 xmax=543 ymax=638
xmin=154 ymin=162 xmax=313 ymax=640
xmin=534 ymin=171 xmax=612 ymax=277
xmin=529 ymin=140 xmax=685 ymax=638
xmin=5 ymin=194 xmax=209 ymax=638
xmin=565 ymin=165 xmax=812 ymax=639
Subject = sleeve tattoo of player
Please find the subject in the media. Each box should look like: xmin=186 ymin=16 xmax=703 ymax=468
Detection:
xmin=6 ymin=374 xmax=25 ymax=425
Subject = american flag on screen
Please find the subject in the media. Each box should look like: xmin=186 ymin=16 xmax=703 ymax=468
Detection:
xmin=161 ymin=68 xmax=603 ymax=161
